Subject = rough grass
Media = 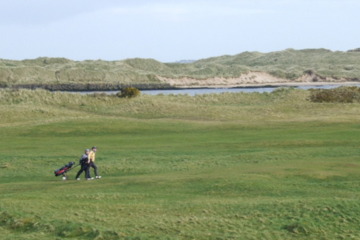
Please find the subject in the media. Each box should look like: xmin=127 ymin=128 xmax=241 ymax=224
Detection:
xmin=1 ymin=48 xmax=360 ymax=85
xmin=1 ymin=89 xmax=360 ymax=239
xmin=309 ymin=86 xmax=360 ymax=103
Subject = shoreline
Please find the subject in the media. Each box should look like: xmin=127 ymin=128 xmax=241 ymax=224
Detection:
xmin=1 ymin=81 xmax=359 ymax=92
xmin=156 ymin=72 xmax=360 ymax=89
xmin=184 ymin=82 xmax=360 ymax=89
xmin=163 ymin=81 xmax=360 ymax=89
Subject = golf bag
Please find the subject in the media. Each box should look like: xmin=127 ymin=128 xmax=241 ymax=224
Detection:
xmin=54 ymin=161 xmax=76 ymax=177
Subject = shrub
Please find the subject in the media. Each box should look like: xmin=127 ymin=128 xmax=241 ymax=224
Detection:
xmin=0 ymin=81 xmax=9 ymax=88
xmin=347 ymin=48 xmax=360 ymax=52
xmin=309 ymin=86 xmax=360 ymax=103
xmin=304 ymin=69 xmax=315 ymax=75
xmin=117 ymin=87 xmax=141 ymax=98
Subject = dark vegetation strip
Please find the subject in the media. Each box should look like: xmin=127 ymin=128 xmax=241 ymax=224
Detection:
xmin=0 ymin=83 xmax=175 ymax=91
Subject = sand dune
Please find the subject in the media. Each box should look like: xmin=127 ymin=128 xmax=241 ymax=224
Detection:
xmin=157 ymin=71 xmax=357 ymax=88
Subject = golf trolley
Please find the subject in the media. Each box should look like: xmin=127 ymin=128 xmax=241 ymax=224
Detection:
xmin=54 ymin=162 xmax=78 ymax=180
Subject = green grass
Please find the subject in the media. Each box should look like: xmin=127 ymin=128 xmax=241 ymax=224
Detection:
xmin=1 ymin=89 xmax=360 ymax=239
xmin=1 ymin=48 xmax=360 ymax=86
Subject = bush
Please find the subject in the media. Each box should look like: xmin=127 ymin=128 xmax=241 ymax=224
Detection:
xmin=0 ymin=81 xmax=9 ymax=88
xmin=309 ymin=86 xmax=360 ymax=103
xmin=117 ymin=87 xmax=141 ymax=98
xmin=347 ymin=48 xmax=360 ymax=52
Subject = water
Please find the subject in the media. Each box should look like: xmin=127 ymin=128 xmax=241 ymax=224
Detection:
xmin=141 ymin=87 xmax=276 ymax=95
xmin=76 ymin=84 xmax=360 ymax=96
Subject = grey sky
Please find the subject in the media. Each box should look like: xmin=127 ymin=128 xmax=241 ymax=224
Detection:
xmin=1 ymin=0 xmax=359 ymax=62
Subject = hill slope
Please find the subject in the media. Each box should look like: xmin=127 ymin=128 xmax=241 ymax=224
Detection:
xmin=0 ymin=48 xmax=360 ymax=89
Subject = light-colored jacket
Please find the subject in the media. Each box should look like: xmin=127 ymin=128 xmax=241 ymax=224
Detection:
xmin=88 ymin=150 xmax=96 ymax=163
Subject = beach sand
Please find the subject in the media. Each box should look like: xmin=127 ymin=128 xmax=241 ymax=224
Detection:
xmin=157 ymin=72 xmax=359 ymax=88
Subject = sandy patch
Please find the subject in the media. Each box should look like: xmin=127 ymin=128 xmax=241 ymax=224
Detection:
xmin=157 ymin=72 xmax=357 ymax=88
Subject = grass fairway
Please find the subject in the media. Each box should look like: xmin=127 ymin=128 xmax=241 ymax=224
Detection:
xmin=1 ymin=89 xmax=360 ymax=239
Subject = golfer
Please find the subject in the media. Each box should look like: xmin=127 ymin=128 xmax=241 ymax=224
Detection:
xmin=75 ymin=149 xmax=92 ymax=180
xmin=89 ymin=146 xmax=101 ymax=179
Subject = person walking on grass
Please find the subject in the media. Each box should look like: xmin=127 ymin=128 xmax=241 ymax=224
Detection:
xmin=89 ymin=146 xmax=101 ymax=179
xmin=75 ymin=149 xmax=93 ymax=180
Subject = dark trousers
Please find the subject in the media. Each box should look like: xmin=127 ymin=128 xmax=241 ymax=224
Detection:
xmin=90 ymin=162 xmax=99 ymax=176
xmin=75 ymin=164 xmax=90 ymax=179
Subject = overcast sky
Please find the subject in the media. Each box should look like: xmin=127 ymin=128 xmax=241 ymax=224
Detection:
xmin=1 ymin=0 xmax=359 ymax=62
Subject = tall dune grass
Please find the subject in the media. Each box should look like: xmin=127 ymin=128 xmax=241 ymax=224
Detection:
xmin=1 ymin=49 xmax=360 ymax=87
xmin=2 ymin=87 xmax=360 ymax=124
